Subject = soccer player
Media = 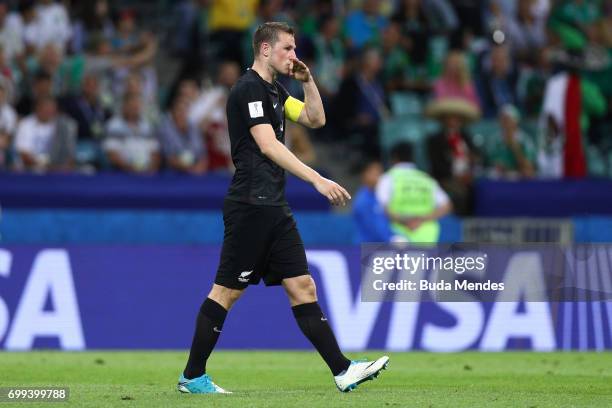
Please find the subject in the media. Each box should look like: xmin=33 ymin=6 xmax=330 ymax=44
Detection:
xmin=177 ymin=22 xmax=389 ymax=394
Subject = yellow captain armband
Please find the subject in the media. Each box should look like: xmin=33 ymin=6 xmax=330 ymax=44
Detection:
xmin=284 ymin=96 xmax=305 ymax=122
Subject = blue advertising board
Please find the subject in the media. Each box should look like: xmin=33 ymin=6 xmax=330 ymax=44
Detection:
xmin=0 ymin=246 xmax=610 ymax=351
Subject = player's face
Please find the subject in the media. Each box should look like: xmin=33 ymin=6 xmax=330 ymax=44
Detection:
xmin=269 ymin=32 xmax=297 ymax=76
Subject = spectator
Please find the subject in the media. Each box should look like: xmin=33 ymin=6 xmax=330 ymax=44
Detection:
xmin=450 ymin=0 xmax=486 ymax=37
xmin=82 ymin=33 xmax=157 ymax=110
xmin=29 ymin=43 xmax=65 ymax=94
xmin=173 ymin=77 xmax=200 ymax=108
xmin=334 ymin=47 xmax=388 ymax=159
xmin=311 ymin=15 xmax=345 ymax=99
xmin=0 ymin=45 xmax=15 ymax=101
xmin=494 ymin=0 xmax=550 ymax=20
xmin=353 ymin=159 xmax=394 ymax=243
xmin=13 ymin=95 xmax=76 ymax=172
xmin=477 ymin=44 xmax=518 ymax=118
xmin=188 ymin=61 xmax=239 ymax=172
xmin=392 ymin=0 xmax=458 ymax=40
xmin=119 ymin=69 xmax=160 ymax=126
xmin=71 ymin=0 xmax=115 ymax=54
xmin=433 ymin=50 xmax=481 ymax=111
xmin=295 ymin=0 xmax=335 ymax=41
xmin=0 ymin=1 xmax=25 ymax=63
xmin=16 ymin=69 xmax=53 ymax=117
xmin=381 ymin=21 xmax=411 ymax=92
xmin=23 ymin=0 xmax=72 ymax=54
xmin=0 ymin=79 xmax=16 ymax=168
xmin=19 ymin=0 xmax=36 ymax=56
xmin=518 ymin=45 xmax=553 ymax=117
xmin=60 ymin=73 xmax=112 ymax=141
xmin=503 ymin=0 xmax=548 ymax=63
xmin=158 ymin=97 xmax=207 ymax=175
xmin=344 ymin=0 xmax=388 ymax=50
xmin=486 ymin=104 xmax=536 ymax=179
xmin=103 ymin=92 xmax=160 ymax=173
xmin=169 ymin=0 xmax=210 ymax=89
xmin=391 ymin=0 xmax=432 ymax=70
xmin=426 ymin=98 xmax=480 ymax=215
xmin=538 ymin=38 xmax=607 ymax=178
xmin=208 ymin=0 xmax=258 ymax=68
xmin=377 ymin=142 xmax=452 ymax=243
xmin=111 ymin=9 xmax=140 ymax=52
xmin=549 ymin=0 xmax=602 ymax=36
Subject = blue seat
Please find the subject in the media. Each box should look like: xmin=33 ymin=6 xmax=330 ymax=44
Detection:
xmin=380 ymin=117 xmax=440 ymax=170
xmin=389 ymin=92 xmax=423 ymax=117
xmin=585 ymin=145 xmax=606 ymax=177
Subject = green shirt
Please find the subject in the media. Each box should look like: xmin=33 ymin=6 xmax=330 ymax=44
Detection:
xmin=488 ymin=130 xmax=536 ymax=172
xmin=387 ymin=166 xmax=440 ymax=243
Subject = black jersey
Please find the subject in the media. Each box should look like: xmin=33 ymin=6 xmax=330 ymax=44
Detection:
xmin=225 ymin=68 xmax=290 ymax=206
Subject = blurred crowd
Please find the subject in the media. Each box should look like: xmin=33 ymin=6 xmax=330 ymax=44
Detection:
xmin=0 ymin=0 xmax=611 ymax=195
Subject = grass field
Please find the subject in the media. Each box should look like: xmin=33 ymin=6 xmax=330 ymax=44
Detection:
xmin=0 ymin=351 xmax=610 ymax=407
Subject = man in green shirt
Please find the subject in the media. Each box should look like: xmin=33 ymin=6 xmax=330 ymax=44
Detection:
xmin=488 ymin=104 xmax=536 ymax=179
xmin=376 ymin=142 xmax=452 ymax=243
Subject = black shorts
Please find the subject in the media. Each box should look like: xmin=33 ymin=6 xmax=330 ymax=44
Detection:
xmin=214 ymin=199 xmax=310 ymax=289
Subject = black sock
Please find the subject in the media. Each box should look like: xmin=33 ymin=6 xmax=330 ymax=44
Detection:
xmin=183 ymin=298 xmax=227 ymax=379
xmin=292 ymin=302 xmax=351 ymax=376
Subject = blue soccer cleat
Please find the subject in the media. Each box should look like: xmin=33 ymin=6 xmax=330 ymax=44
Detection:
xmin=177 ymin=373 xmax=232 ymax=394
xmin=334 ymin=356 xmax=390 ymax=392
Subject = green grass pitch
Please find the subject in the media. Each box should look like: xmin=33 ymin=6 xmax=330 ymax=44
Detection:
xmin=0 ymin=351 xmax=610 ymax=407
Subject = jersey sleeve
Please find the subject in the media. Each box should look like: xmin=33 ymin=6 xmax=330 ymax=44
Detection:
xmin=237 ymin=82 xmax=272 ymax=129
xmin=284 ymin=96 xmax=305 ymax=122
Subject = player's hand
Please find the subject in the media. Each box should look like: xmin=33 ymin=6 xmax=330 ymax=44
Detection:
xmin=313 ymin=176 xmax=351 ymax=206
xmin=289 ymin=58 xmax=311 ymax=82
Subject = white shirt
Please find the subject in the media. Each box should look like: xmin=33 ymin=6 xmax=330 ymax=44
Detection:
xmin=0 ymin=103 xmax=17 ymax=134
xmin=188 ymin=86 xmax=227 ymax=126
xmin=24 ymin=3 xmax=71 ymax=52
xmin=0 ymin=13 xmax=24 ymax=61
xmin=14 ymin=115 xmax=56 ymax=160
xmin=496 ymin=0 xmax=550 ymax=19
xmin=104 ymin=115 xmax=159 ymax=169
xmin=187 ymin=86 xmax=231 ymax=159
xmin=376 ymin=162 xmax=450 ymax=209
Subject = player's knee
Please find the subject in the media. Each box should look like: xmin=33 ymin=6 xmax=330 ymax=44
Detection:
xmin=208 ymin=284 xmax=244 ymax=310
xmin=302 ymin=276 xmax=317 ymax=300
xmin=286 ymin=275 xmax=317 ymax=304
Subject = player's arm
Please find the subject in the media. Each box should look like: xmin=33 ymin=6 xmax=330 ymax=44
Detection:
xmin=251 ymin=124 xmax=350 ymax=206
xmin=288 ymin=58 xmax=325 ymax=128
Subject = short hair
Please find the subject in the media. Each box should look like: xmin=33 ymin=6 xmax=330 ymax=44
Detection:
xmin=354 ymin=158 xmax=382 ymax=175
xmin=390 ymin=142 xmax=414 ymax=163
xmin=253 ymin=22 xmax=294 ymax=57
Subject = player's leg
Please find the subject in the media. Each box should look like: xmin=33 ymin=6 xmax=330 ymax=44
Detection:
xmin=265 ymin=208 xmax=352 ymax=376
xmin=183 ymin=284 xmax=244 ymax=379
xmin=178 ymin=284 xmax=244 ymax=394
xmin=282 ymin=275 xmax=351 ymax=375
xmin=266 ymin=206 xmax=389 ymax=391
xmin=178 ymin=201 xmax=261 ymax=394
xmin=283 ymin=276 xmax=389 ymax=392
